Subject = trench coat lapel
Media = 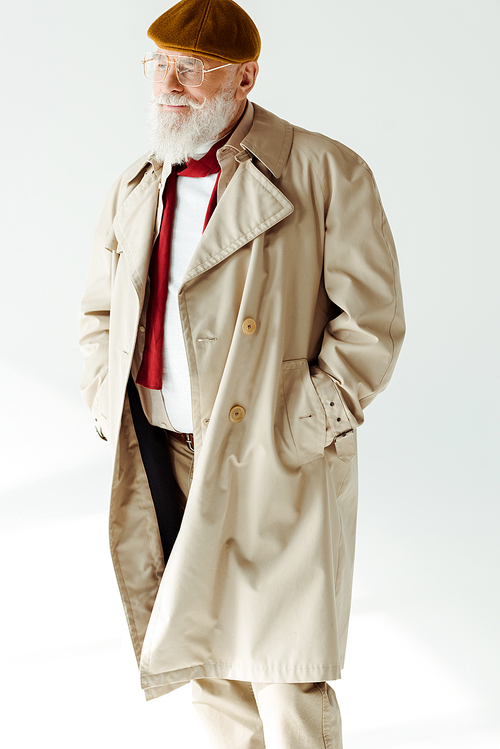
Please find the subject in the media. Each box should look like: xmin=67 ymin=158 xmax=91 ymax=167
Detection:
xmin=113 ymin=168 xmax=160 ymax=297
xmin=182 ymin=159 xmax=294 ymax=285
xmin=110 ymin=159 xmax=293 ymax=297
xmin=110 ymin=101 xmax=295 ymax=295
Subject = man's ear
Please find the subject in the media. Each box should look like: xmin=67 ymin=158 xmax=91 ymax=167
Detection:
xmin=235 ymin=61 xmax=259 ymax=101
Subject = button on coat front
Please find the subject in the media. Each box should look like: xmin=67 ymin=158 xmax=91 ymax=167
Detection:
xmin=242 ymin=318 xmax=256 ymax=334
xmin=229 ymin=405 xmax=246 ymax=422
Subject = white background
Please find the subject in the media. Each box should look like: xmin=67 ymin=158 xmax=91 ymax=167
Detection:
xmin=1 ymin=1 xmax=499 ymax=747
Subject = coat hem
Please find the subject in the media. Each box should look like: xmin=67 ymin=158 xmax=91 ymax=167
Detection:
xmin=142 ymin=663 xmax=343 ymax=701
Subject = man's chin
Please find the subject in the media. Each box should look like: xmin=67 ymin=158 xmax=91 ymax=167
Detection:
xmin=154 ymin=110 xmax=194 ymax=135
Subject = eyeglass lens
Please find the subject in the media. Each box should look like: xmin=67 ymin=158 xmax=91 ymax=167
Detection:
xmin=143 ymin=54 xmax=204 ymax=86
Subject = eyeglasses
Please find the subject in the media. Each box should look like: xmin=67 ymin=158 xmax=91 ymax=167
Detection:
xmin=142 ymin=52 xmax=231 ymax=87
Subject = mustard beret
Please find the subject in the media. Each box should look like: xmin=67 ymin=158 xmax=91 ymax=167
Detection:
xmin=147 ymin=0 xmax=261 ymax=64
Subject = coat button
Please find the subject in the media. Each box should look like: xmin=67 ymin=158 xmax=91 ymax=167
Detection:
xmin=229 ymin=405 xmax=246 ymax=423
xmin=139 ymin=325 xmax=146 ymax=333
xmin=242 ymin=318 xmax=256 ymax=335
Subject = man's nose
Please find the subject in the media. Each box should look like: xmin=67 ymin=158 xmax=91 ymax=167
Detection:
xmin=160 ymin=63 xmax=184 ymax=93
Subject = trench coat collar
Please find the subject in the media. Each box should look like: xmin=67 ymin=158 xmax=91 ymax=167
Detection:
xmin=239 ymin=102 xmax=293 ymax=178
xmin=207 ymin=101 xmax=294 ymax=180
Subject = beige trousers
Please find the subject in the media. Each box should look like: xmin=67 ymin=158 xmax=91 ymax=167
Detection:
xmin=166 ymin=434 xmax=343 ymax=749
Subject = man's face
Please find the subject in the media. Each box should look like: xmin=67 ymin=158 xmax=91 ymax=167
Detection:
xmin=152 ymin=47 xmax=240 ymax=112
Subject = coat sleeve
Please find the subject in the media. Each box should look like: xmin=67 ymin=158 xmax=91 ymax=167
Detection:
xmin=78 ymin=176 xmax=123 ymax=440
xmin=311 ymin=144 xmax=405 ymax=459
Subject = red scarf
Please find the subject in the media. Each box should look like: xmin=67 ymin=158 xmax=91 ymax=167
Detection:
xmin=136 ymin=135 xmax=229 ymax=390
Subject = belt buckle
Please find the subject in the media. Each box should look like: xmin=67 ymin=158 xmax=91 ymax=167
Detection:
xmin=185 ymin=433 xmax=195 ymax=453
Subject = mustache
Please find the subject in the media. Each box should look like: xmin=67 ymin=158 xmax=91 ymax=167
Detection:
xmin=151 ymin=93 xmax=206 ymax=110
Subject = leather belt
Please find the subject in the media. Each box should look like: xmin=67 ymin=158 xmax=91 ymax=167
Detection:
xmin=169 ymin=431 xmax=195 ymax=453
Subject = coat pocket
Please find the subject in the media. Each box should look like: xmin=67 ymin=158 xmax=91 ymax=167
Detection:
xmin=309 ymin=366 xmax=356 ymax=464
xmin=275 ymin=359 xmax=327 ymax=467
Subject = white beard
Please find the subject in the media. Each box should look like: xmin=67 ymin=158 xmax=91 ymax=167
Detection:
xmin=148 ymin=84 xmax=240 ymax=165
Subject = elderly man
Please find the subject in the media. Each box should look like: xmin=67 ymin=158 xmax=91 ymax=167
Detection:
xmin=79 ymin=0 xmax=405 ymax=746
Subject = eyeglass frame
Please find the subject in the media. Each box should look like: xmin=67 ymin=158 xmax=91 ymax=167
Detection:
xmin=142 ymin=52 xmax=232 ymax=87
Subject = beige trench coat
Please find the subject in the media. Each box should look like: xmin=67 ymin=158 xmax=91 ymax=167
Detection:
xmin=79 ymin=102 xmax=404 ymax=701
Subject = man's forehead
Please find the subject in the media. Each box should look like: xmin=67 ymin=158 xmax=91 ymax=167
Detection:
xmin=155 ymin=47 xmax=223 ymax=66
